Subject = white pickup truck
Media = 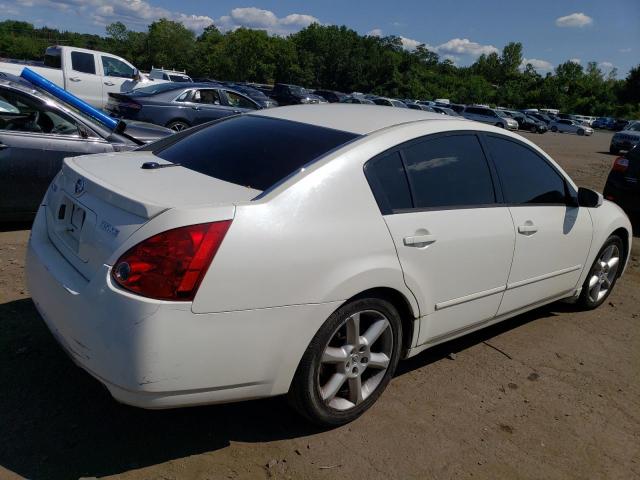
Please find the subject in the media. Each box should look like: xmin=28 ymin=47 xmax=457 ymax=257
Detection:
xmin=0 ymin=46 xmax=155 ymax=108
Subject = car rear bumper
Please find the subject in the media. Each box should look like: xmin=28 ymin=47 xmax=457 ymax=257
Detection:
xmin=27 ymin=206 xmax=341 ymax=408
xmin=610 ymin=138 xmax=639 ymax=151
xmin=604 ymin=177 xmax=640 ymax=214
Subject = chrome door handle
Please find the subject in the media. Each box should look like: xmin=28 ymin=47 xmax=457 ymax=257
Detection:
xmin=403 ymin=234 xmax=436 ymax=246
xmin=517 ymin=224 xmax=538 ymax=235
xmin=104 ymin=81 xmax=115 ymax=86
xmin=69 ymin=77 xmax=81 ymax=82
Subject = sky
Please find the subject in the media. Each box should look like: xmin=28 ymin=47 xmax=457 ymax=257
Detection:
xmin=1 ymin=0 xmax=638 ymax=77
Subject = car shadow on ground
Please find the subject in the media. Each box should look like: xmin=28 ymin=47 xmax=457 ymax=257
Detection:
xmin=0 ymin=221 xmax=32 ymax=233
xmin=0 ymin=296 xmax=577 ymax=480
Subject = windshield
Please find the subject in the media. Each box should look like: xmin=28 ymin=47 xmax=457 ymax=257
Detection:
xmin=496 ymin=110 xmax=510 ymax=118
xmin=146 ymin=115 xmax=359 ymax=191
xmin=169 ymin=75 xmax=192 ymax=82
xmin=627 ymin=122 xmax=640 ymax=132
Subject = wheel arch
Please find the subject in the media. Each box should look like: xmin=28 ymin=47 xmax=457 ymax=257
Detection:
xmin=165 ymin=118 xmax=191 ymax=128
xmin=611 ymin=226 xmax=631 ymax=270
xmin=347 ymin=287 xmax=419 ymax=356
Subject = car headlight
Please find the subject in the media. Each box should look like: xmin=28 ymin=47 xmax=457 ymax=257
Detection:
xmin=300 ymin=97 xmax=311 ymax=104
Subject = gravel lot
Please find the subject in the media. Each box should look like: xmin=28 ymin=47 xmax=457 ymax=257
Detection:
xmin=0 ymin=130 xmax=638 ymax=480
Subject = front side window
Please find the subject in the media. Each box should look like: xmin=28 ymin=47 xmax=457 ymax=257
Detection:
xmin=101 ymin=56 xmax=134 ymax=78
xmin=225 ymin=91 xmax=258 ymax=109
xmin=71 ymin=51 xmax=96 ymax=75
xmin=0 ymin=88 xmax=79 ymax=135
xmin=403 ymin=134 xmax=496 ymax=208
xmin=486 ymin=135 xmax=567 ymax=204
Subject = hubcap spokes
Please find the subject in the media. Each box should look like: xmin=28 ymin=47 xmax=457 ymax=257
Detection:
xmin=588 ymin=245 xmax=620 ymax=303
xmin=318 ymin=310 xmax=393 ymax=411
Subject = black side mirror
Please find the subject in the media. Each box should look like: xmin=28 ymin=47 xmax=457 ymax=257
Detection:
xmin=577 ymin=187 xmax=603 ymax=208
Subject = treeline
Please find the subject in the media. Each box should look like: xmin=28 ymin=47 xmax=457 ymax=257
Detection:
xmin=1 ymin=19 xmax=638 ymax=117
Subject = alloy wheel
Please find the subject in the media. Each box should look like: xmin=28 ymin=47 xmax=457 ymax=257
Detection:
xmin=587 ymin=244 xmax=620 ymax=303
xmin=317 ymin=310 xmax=394 ymax=411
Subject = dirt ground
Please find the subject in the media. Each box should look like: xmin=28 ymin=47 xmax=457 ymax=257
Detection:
xmin=0 ymin=130 xmax=638 ymax=480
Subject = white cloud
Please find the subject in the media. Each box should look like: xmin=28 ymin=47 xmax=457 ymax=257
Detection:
xmin=555 ymin=12 xmax=593 ymax=28
xmin=435 ymin=38 xmax=498 ymax=57
xmin=215 ymin=7 xmax=319 ymax=35
xmin=598 ymin=61 xmax=615 ymax=71
xmin=569 ymin=58 xmax=581 ymax=64
xmin=367 ymin=28 xmax=383 ymax=37
xmin=619 ymin=48 xmax=632 ymax=53
xmin=400 ymin=36 xmax=425 ymax=50
xmin=520 ymin=58 xmax=554 ymax=72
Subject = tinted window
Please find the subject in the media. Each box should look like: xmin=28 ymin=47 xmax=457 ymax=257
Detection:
xmin=225 ymin=91 xmax=257 ymax=109
xmin=403 ymin=134 xmax=496 ymax=208
xmin=486 ymin=136 xmax=567 ymax=204
xmin=101 ymin=56 xmax=134 ymax=78
xmin=71 ymin=51 xmax=96 ymax=74
xmin=365 ymin=151 xmax=412 ymax=213
xmin=0 ymin=88 xmax=78 ymax=135
xmin=149 ymin=116 xmax=358 ymax=191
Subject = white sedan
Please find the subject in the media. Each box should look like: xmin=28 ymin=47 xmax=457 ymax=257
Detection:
xmin=550 ymin=119 xmax=594 ymax=136
xmin=27 ymin=105 xmax=631 ymax=426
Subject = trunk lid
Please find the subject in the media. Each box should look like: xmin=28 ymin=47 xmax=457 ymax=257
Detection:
xmin=45 ymin=151 xmax=260 ymax=280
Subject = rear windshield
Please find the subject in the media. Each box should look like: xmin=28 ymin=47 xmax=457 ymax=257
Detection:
xmin=129 ymin=83 xmax=183 ymax=96
xmin=145 ymin=115 xmax=359 ymax=191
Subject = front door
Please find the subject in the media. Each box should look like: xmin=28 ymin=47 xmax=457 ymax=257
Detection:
xmin=366 ymin=132 xmax=515 ymax=344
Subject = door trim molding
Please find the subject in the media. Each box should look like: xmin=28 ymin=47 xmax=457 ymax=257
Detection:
xmin=506 ymin=264 xmax=582 ymax=290
xmin=435 ymin=284 xmax=506 ymax=311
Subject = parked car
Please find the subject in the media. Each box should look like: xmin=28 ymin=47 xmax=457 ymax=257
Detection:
xmin=314 ymin=90 xmax=347 ymax=103
xmin=406 ymin=103 xmax=435 ymax=112
xmin=609 ymin=121 xmax=640 ymax=154
xmin=105 ymin=82 xmax=261 ymax=131
xmin=27 ymin=105 xmax=631 ymax=426
xmin=270 ymin=83 xmax=326 ymax=105
xmin=340 ymin=96 xmax=375 ymax=105
xmin=604 ymin=145 xmax=639 ymax=217
xmin=593 ymin=117 xmax=616 ymax=129
xmin=148 ymin=68 xmax=192 ymax=83
xmin=526 ymin=111 xmax=553 ymax=125
xmin=550 ymin=119 xmax=594 ymax=136
xmin=0 ymin=46 xmax=152 ymax=108
xmin=0 ymin=72 xmax=172 ymax=220
xmin=372 ymin=97 xmax=408 ymax=108
xmin=431 ymin=106 xmax=460 ymax=117
xmin=614 ymin=119 xmax=630 ymax=131
xmin=499 ymin=110 xmax=546 ymax=133
xmin=462 ymin=105 xmax=518 ymax=130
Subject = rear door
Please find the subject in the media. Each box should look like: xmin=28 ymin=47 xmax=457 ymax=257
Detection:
xmin=188 ymin=89 xmax=234 ymax=124
xmin=369 ymin=132 xmax=515 ymax=344
xmin=483 ymin=134 xmax=592 ymax=314
xmin=64 ymin=50 xmax=103 ymax=107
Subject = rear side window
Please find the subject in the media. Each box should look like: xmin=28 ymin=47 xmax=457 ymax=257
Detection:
xmin=486 ymin=136 xmax=567 ymax=204
xmin=71 ymin=52 xmax=96 ymax=74
xmin=403 ymin=134 xmax=496 ymax=208
xmin=149 ymin=116 xmax=358 ymax=191
xmin=365 ymin=151 xmax=412 ymax=213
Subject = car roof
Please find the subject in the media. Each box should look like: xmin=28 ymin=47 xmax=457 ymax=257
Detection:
xmin=249 ymin=104 xmax=456 ymax=135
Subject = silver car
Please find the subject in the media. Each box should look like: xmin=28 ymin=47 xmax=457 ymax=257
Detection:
xmin=550 ymin=119 xmax=594 ymax=136
xmin=462 ymin=105 xmax=518 ymax=130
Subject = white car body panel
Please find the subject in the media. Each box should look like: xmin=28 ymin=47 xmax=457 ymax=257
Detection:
xmin=26 ymin=105 xmax=632 ymax=409
xmin=551 ymin=120 xmax=594 ymax=135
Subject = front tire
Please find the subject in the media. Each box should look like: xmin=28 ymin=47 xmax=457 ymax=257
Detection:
xmin=577 ymin=128 xmax=585 ymax=136
xmin=610 ymin=146 xmax=620 ymax=155
xmin=551 ymin=125 xmax=558 ymax=132
xmin=288 ymin=298 xmax=402 ymax=426
xmin=578 ymin=235 xmax=624 ymax=309
xmin=166 ymin=120 xmax=191 ymax=132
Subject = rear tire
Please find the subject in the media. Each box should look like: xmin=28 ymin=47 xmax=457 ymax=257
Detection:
xmin=609 ymin=146 xmax=620 ymax=155
xmin=166 ymin=120 xmax=190 ymax=132
xmin=288 ymin=298 xmax=402 ymax=426
xmin=578 ymin=235 xmax=624 ymax=309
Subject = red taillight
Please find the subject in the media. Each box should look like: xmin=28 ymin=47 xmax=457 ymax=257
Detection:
xmin=612 ymin=156 xmax=629 ymax=173
xmin=112 ymin=220 xmax=232 ymax=301
xmin=123 ymin=101 xmax=142 ymax=111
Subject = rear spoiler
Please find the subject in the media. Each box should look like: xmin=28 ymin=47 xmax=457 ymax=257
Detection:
xmin=21 ymin=67 xmax=142 ymax=145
